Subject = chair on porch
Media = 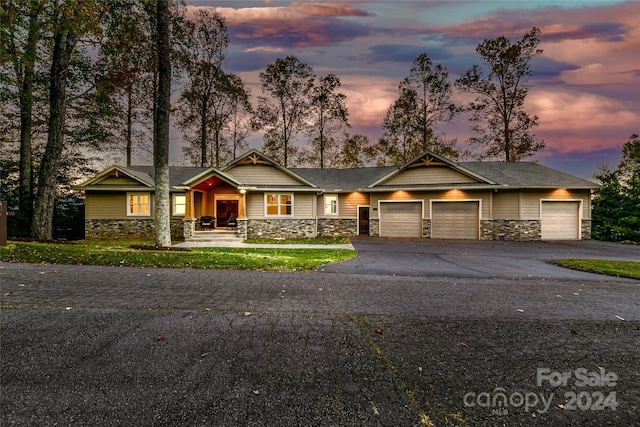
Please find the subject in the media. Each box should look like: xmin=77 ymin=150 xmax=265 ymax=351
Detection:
xmin=200 ymin=216 xmax=215 ymax=230
xmin=226 ymin=216 xmax=238 ymax=230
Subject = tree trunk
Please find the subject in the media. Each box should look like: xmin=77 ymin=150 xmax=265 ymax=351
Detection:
xmin=154 ymin=0 xmax=171 ymax=247
xmin=31 ymin=23 xmax=78 ymax=240
xmin=18 ymin=2 xmax=41 ymax=232
xmin=200 ymin=102 xmax=207 ymax=167
xmin=126 ymin=81 xmax=133 ymax=166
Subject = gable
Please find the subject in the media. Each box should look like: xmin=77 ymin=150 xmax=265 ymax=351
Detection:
xmin=382 ymin=166 xmax=479 ymax=186
xmin=371 ymin=153 xmax=493 ymax=187
xmin=226 ymin=164 xmax=307 ymax=186
xmin=75 ymin=166 xmax=154 ymax=190
xmin=223 ymin=150 xmax=317 ymax=188
xmin=97 ymin=175 xmax=142 ymax=186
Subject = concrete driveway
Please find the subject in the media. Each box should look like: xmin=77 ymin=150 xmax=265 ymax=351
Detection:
xmin=322 ymin=238 xmax=639 ymax=280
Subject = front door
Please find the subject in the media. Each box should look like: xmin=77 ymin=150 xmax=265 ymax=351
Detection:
xmin=216 ymin=200 xmax=239 ymax=227
xmin=358 ymin=206 xmax=369 ymax=236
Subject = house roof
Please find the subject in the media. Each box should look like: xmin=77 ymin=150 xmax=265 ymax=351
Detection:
xmin=77 ymin=150 xmax=598 ymax=193
xmin=460 ymin=162 xmax=598 ymax=188
xmin=291 ymin=166 xmax=397 ymax=191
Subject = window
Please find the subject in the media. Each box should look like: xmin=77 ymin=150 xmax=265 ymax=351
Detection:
xmin=324 ymin=194 xmax=338 ymax=215
xmin=173 ymin=194 xmax=186 ymax=216
xmin=265 ymin=194 xmax=293 ymax=216
xmin=127 ymin=192 xmax=150 ymax=216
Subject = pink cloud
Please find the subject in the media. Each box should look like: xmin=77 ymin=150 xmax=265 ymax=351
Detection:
xmin=187 ymin=2 xmax=372 ymax=48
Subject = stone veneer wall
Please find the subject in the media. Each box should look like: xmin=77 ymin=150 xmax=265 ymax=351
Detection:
xmin=182 ymin=218 xmax=197 ymax=240
xmin=481 ymin=219 xmax=541 ymax=241
xmin=369 ymin=219 xmax=379 ymax=237
xmin=85 ymin=219 xmax=184 ymax=241
xmin=422 ymin=219 xmax=432 ymax=238
xmin=581 ymin=219 xmax=592 ymax=239
xmin=317 ymin=219 xmax=357 ymax=237
xmin=246 ymin=219 xmax=316 ymax=239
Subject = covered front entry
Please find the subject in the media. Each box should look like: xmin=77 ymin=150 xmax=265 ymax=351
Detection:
xmin=216 ymin=199 xmax=238 ymax=228
xmin=431 ymin=201 xmax=479 ymax=239
xmin=379 ymin=201 xmax=422 ymax=238
xmin=541 ymin=201 xmax=580 ymax=240
xmin=183 ymin=171 xmax=246 ymax=235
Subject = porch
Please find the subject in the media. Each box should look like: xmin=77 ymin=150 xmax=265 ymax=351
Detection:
xmin=181 ymin=173 xmax=247 ymax=241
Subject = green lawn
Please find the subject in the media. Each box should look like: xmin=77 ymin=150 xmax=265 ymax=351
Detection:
xmin=244 ymin=236 xmax=351 ymax=245
xmin=0 ymin=240 xmax=357 ymax=272
xmin=555 ymin=259 xmax=640 ymax=280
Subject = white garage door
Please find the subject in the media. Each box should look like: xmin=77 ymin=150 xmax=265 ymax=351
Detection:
xmin=379 ymin=202 xmax=422 ymax=238
xmin=431 ymin=201 xmax=479 ymax=239
xmin=541 ymin=201 xmax=580 ymax=240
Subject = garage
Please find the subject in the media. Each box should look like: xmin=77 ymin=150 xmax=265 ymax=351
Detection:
xmin=379 ymin=202 xmax=422 ymax=238
xmin=541 ymin=201 xmax=580 ymax=240
xmin=431 ymin=201 xmax=479 ymax=239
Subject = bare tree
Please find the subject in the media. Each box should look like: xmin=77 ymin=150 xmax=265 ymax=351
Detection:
xmin=371 ymin=53 xmax=458 ymax=166
xmin=175 ymin=8 xmax=229 ymax=167
xmin=456 ymin=27 xmax=544 ymax=161
xmin=308 ymin=74 xmax=349 ymax=168
xmin=255 ymin=56 xmax=314 ymax=167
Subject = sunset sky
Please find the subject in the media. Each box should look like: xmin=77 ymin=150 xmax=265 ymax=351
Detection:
xmin=183 ymin=0 xmax=640 ymax=179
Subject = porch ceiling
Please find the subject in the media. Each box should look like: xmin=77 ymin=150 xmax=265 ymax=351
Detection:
xmin=192 ymin=176 xmax=232 ymax=191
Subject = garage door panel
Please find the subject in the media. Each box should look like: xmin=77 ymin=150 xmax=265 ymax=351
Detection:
xmin=432 ymin=202 xmax=479 ymax=239
xmin=541 ymin=201 xmax=579 ymax=240
xmin=380 ymin=202 xmax=422 ymax=238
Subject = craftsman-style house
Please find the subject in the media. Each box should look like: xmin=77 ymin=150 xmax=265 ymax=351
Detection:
xmin=76 ymin=149 xmax=598 ymax=242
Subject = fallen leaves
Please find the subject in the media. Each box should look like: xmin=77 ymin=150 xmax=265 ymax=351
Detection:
xmin=155 ymin=335 xmax=165 ymax=341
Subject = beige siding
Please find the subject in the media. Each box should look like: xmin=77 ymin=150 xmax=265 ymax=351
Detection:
xmin=86 ymin=192 xmax=127 ymax=218
xmin=341 ymin=192 xmax=369 ymax=218
xmin=246 ymin=192 xmax=314 ymax=218
xmin=226 ymin=164 xmax=303 ymax=186
xmin=520 ymin=190 xmax=591 ymax=219
xmin=99 ymin=176 xmax=141 ymax=185
xmin=383 ymin=167 xmax=477 ymax=185
xmin=294 ymin=193 xmax=314 ymax=217
xmin=86 ymin=192 xmax=156 ymax=219
xmin=492 ymin=191 xmax=520 ymax=219
xmin=316 ymin=192 xmax=369 ymax=218
xmin=246 ymin=193 xmax=264 ymax=218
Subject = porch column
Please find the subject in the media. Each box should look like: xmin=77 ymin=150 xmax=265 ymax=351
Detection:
xmin=185 ymin=189 xmax=195 ymax=219
xmin=239 ymin=190 xmax=247 ymax=219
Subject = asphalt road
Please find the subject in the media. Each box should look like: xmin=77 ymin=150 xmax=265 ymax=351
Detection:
xmin=1 ymin=239 xmax=639 ymax=426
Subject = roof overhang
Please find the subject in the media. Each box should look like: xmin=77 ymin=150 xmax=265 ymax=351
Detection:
xmin=74 ymin=165 xmax=154 ymax=190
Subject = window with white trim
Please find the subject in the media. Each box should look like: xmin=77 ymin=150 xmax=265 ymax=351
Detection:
xmin=324 ymin=194 xmax=338 ymax=215
xmin=172 ymin=194 xmax=186 ymax=216
xmin=127 ymin=192 xmax=150 ymax=216
xmin=265 ymin=194 xmax=293 ymax=216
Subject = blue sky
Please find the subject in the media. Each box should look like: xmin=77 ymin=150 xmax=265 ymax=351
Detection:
xmin=179 ymin=1 xmax=640 ymax=179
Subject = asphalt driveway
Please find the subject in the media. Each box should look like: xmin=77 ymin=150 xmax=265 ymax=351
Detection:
xmin=322 ymin=238 xmax=640 ymax=280
xmin=1 ymin=239 xmax=639 ymax=426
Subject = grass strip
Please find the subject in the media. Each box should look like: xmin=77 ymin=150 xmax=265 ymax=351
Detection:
xmin=0 ymin=240 xmax=356 ymax=272
xmin=555 ymin=259 xmax=640 ymax=280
